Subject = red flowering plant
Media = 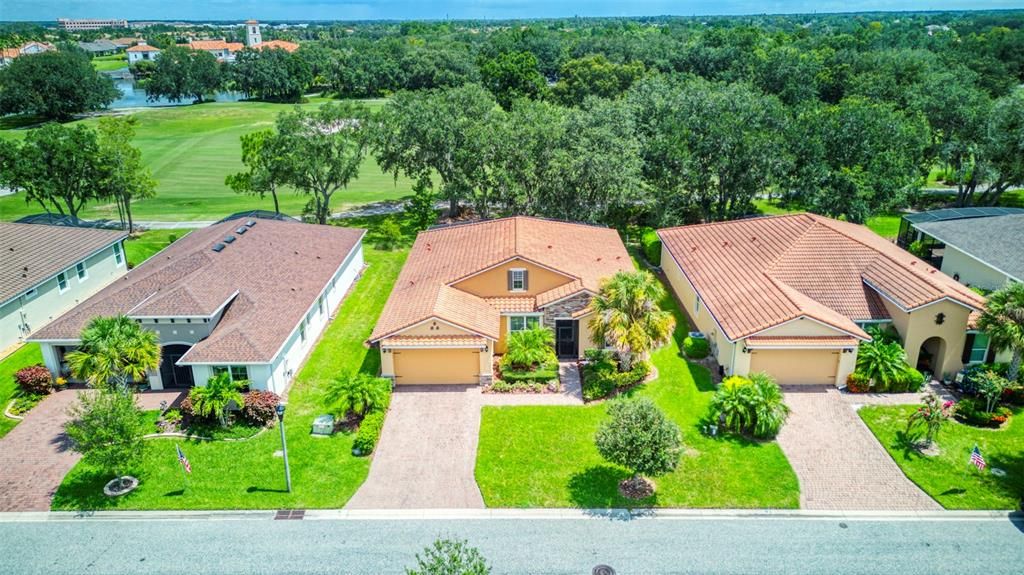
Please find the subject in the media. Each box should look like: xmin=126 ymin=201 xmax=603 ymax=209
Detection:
xmin=905 ymin=393 xmax=954 ymax=448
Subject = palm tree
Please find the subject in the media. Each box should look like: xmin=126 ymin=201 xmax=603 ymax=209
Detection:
xmin=189 ymin=371 xmax=244 ymax=428
xmin=323 ymin=373 xmax=390 ymax=419
xmin=748 ymin=372 xmax=790 ymax=439
xmin=501 ymin=326 xmax=556 ymax=371
xmin=978 ymin=282 xmax=1024 ymax=381
xmin=588 ymin=270 xmax=676 ymax=370
xmin=855 ymin=339 xmax=909 ymax=389
xmin=66 ymin=315 xmax=161 ymax=392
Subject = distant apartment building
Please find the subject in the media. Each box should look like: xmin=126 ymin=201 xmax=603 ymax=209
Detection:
xmin=58 ymin=18 xmax=129 ymax=31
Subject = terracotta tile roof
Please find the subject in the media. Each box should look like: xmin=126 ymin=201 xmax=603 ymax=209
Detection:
xmin=252 ymin=40 xmax=300 ymax=53
xmin=370 ymin=217 xmax=632 ymax=342
xmin=658 ymin=213 xmax=986 ymax=342
xmin=126 ymin=44 xmax=160 ymax=52
xmin=745 ymin=336 xmax=860 ymax=348
xmin=382 ymin=335 xmax=488 ymax=348
xmin=484 ymin=296 xmax=537 ymax=313
xmin=187 ymin=40 xmax=242 ymax=52
xmin=0 ymin=223 xmax=127 ymax=306
xmin=31 ymin=220 xmax=365 ymax=364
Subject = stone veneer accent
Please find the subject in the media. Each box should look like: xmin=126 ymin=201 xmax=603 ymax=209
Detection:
xmin=540 ymin=292 xmax=593 ymax=328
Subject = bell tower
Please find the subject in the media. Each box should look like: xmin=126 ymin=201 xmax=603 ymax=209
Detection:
xmin=245 ymin=20 xmax=262 ymax=47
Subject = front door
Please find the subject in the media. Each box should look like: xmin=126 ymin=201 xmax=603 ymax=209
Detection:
xmin=555 ymin=320 xmax=578 ymax=359
xmin=160 ymin=344 xmax=195 ymax=388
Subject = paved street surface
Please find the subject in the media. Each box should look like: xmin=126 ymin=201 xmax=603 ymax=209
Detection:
xmin=0 ymin=510 xmax=1021 ymax=574
xmin=0 ymin=389 xmax=183 ymax=512
xmin=777 ymin=385 xmax=941 ymax=511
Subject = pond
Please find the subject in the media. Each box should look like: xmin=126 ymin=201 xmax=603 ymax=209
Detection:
xmin=109 ymin=77 xmax=245 ymax=109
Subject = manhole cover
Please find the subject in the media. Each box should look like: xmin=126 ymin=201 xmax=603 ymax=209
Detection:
xmin=593 ymin=565 xmax=616 ymax=575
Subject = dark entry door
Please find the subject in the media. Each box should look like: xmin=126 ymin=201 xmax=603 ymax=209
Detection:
xmin=555 ymin=320 xmax=578 ymax=359
xmin=160 ymin=344 xmax=195 ymax=388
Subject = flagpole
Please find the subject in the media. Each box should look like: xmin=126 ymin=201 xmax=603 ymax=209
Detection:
xmin=177 ymin=444 xmax=189 ymax=493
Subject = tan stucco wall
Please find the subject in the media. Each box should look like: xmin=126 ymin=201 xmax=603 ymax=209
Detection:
xmin=578 ymin=310 xmax=596 ymax=357
xmin=881 ymin=298 xmax=973 ymax=378
xmin=397 ymin=319 xmax=475 ymax=337
xmin=661 ymin=243 xmax=737 ymax=374
xmin=939 ymin=245 xmax=1015 ymax=291
xmin=453 ymin=258 xmax=572 ymax=298
xmin=755 ymin=318 xmax=852 ymax=338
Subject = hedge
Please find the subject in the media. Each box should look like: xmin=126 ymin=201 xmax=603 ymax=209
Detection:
xmin=500 ymin=361 xmax=559 ymax=383
xmin=353 ymin=410 xmax=386 ymax=455
xmin=641 ymin=229 xmax=662 ymax=266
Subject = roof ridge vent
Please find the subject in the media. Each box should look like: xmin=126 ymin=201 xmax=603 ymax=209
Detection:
xmin=236 ymin=227 xmax=247 ymax=234
xmin=223 ymin=235 xmax=236 ymax=244
xmin=212 ymin=243 xmax=226 ymax=253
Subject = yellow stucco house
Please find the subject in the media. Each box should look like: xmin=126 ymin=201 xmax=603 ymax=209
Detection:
xmin=658 ymin=213 xmax=989 ymax=386
xmin=369 ymin=216 xmax=633 ymax=385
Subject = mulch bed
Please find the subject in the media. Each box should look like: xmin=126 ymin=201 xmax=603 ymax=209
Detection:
xmin=618 ymin=476 xmax=655 ymax=499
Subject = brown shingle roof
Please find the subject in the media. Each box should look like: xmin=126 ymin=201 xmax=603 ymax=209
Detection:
xmin=370 ymin=217 xmax=632 ymax=342
xmin=0 ymin=223 xmax=127 ymax=306
xmin=31 ymin=220 xmax=365 ymax=364
xmin=659 ymin=213 xmax=986 ymax=342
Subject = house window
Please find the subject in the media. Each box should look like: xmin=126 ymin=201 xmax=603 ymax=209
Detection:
xmin=317 ymin=295 xmax=324 ymax=316
xmin=113 ymin=243 xmax=124 ymax=266
xmin=299 ymin=319 xmax=307 ymax=342
xmin=213 ymin=365 xmax=249 ymax=382
xmin=23 ymin=288 xmax=37 ymax=300
xmin=509 ymin=268 xmax=527 ymax=292
xmin=966 ymin=333 xmax=991 ymax=364
xmin=695 ymin=297 xmax=701 ymax=316
xmin=76 ymin=262 xmax=88 ymax=281
xmin=509 ymin=315 xmax=540 ymax=332
xmin=57 ymin=272 xmax=68 ymax=293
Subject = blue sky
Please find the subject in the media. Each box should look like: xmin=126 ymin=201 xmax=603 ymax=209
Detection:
xmin=2 ymin=1 xmax=1020 ymax=22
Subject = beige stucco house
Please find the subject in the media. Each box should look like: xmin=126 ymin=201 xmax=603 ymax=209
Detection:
xmin=0 ymin=223 xmax=128 ymax=355
xmin=658 ymin=213 xmax=988 ymax=386
xmin=369 ymin=217 xmax=634 ymax=385
xmin=30 ymin=218 xmax=365 ymax=395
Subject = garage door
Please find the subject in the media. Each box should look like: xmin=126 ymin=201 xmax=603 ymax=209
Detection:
xmin=392 ymin=348 xmax=480 ymax=385
xmin=748 ymin=349 xmax=840 ymax=385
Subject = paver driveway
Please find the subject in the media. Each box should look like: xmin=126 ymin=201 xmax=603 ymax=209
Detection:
xmin=776 ymin=385 xmax=941 ymax=511
xmin=346 ymin=385 xmax=485 ymax=509
xmin=0 ymin=388 xmax=183 ymax=512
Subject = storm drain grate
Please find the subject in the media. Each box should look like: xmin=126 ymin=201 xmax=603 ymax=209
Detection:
xmin=275 ymin=509 xmax=306 ymax=520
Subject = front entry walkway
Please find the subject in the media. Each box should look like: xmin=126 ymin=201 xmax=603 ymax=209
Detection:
xmin=346 ymin=385 xmax=486 ymax=509
xmin=0 ymin=388 xmax=183 ymax=512
xmin=777 ymin=385 xmax=941 ymax=511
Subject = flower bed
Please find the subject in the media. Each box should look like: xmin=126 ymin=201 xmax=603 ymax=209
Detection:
xmin=954 ymin=398 xmax=1013 ymax=428
xmin=580 ymin=349 xmax=650 ymax=401
xmin=487 ymin=357 xmax=561 ymax=394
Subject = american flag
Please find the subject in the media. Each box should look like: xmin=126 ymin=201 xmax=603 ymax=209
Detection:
xmin=970 ymin=445 xmax=986 ymax=471
xmin=177 ymin=444 xmax=192 ymax=474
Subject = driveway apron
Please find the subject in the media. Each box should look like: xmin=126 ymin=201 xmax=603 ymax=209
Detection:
xmin=346 ymin=385 xmax=485 ymax=509
xmin=776 ymin=385 xmax=941 ymax=511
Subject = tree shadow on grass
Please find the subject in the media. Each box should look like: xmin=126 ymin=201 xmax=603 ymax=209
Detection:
xmin=50 ymin=469 xmax=126 ymax=511
xmin=246 ymin=486 xmax=288 ymax=494
xmin=892 ymin=429 xmax=926 ymax=461
xmin=567 ymin=465 xmax=658 ymax=509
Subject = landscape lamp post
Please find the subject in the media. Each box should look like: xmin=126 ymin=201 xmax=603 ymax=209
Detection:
xmin=276 ymin=403 xmax=292 ymax=493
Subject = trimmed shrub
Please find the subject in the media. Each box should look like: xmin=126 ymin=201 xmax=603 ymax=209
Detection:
xmin=707 ymin=373 xmax=790 ymax=439
xmin=500 ymin=361 xmax=559 ymax=383
xmin=640 ymin=228 xmax=662 ymax=266
xmin=353 ymin=410 xmax=385 ymax=455
xmin=955 ymin=398 xmax=1012 ymax=428
xmin=596 ymin=398 xmax=682 ymax=481
xmin=241 ymin=390 xmax=280 ymax=427
xmin=846 ymin=372 xmax=871 ymax=393
xmin=581 ymin=353 xmax=648 ymax=401
xmin=896 ymin=367 xmax=926 ymax=393
xmin=683 ymin=336 xmax=709 ymax=359
xmin=14 ymin=364 xmax=54 ymax=395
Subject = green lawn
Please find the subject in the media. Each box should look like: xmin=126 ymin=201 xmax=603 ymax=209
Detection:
xmin=0 ymin=98 xmax=413 ymax=222
xmin=50 ymin=230 xmax=409 ymax=510
xmin=124 ymin=229 xmax=193 ymax=268
xmin=475 ymin=289 xmax=800 ymax=509
xmin=0 ymin=344 xmax=44 ymax=439
xmin=91 ymin=54 xmax=127 ymax=72
xmin=860 ymin=405 xmax=1024 ymax=510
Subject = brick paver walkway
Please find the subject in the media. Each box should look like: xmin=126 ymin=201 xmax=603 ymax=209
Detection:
xmin=0 ymin=388 xmax=183 ymax=512
xmin=777 ymin=385 xmax=941 ymax=511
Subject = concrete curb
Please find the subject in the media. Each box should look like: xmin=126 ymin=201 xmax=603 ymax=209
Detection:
xmin=1 ymin=507 xmax=1017 ymax=523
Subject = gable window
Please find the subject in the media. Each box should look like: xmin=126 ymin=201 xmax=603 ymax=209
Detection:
xmin=113 ymin=243 xmax=124 ymax=266
xmin=508 ymin=268 xmax=528 ymax=292
xmin=76 ymin=262 xmax=88 ymax=281
xmin=509 ymin=315 xmax=540 ymax=332
xmin=57 ymin=272 xmax=68 ymax=293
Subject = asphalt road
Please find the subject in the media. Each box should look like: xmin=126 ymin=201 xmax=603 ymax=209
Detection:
xmin=0 ymin=511 xmax=1022 ymax=574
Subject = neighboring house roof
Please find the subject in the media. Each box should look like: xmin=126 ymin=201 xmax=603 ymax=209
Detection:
xmin=111 ymin=37 xmax=142 ymax=46
xmin=127 ymin=44 xmax=161 ymax=53
xmin=1 ymin=42 xmax=55 ymax=60
xmin=252 ymin=40 xmax=300 ymax=53
xmin=77 ymin=39 xmax=121 ymax=53
xmin=31 ymin=220 xmax=365 ymax=365
xmin=658 ymin=213 xmax=986 ymax=343
xmin=187 ymin=40 xmax=243 ymax=52
xmin=370 ymin=216 xmax=632 ymax=342
xmin=914 ymin=214 xmax=1024 ymax=282
xmin=903 ymin=206 xmax=1024 ymax=225
xmin=0 ymin=222 xmax=127 ymax=307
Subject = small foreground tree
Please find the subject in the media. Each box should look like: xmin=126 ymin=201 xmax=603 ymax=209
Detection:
xmin=974 ymin=370 xmax=1012 ymax=414
xmin=978 ymin=281 xmax=1024 ymax=382
xmin=595 ymin=398 xmax=682 ymax=497
xmin=905 ymin=393 xmax=954 ymax=448
xmin=65 ymin=389 xmax=146 ymax=490
xmin=406 ymin=538 xmax=490 ymax=575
